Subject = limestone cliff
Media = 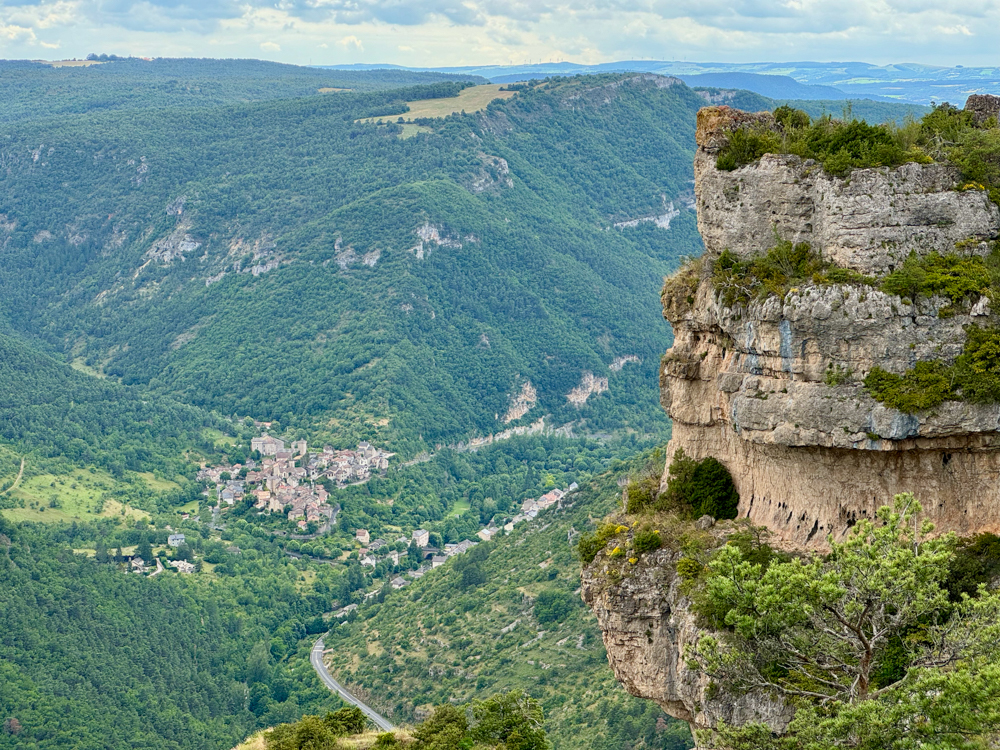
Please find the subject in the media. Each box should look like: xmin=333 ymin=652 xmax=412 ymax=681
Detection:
xmin=583 ymin=99 xmax=1000 ymax=746
xmin=581 ymin=532 xmax=791 ymax=741
xmin=668 ymin=104 xmax=1000 ymax=548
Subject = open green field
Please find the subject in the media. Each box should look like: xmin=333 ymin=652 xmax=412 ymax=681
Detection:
xmin=445 ymin=499 xmax=471 ymax=518
xmin=138 ymin=471 xmax=182 ymax=492
xmin=367 ymin=84 xmax=517 ymax=123
xmin=70 ymin=357 xmax=106 ymax=378
xmin=399 ymin=123 xmax=433 ymax=139
xmin=1 ymin=467 xmax=149 ymax=523
xmin=202 ymin=427 xmax=236 ymax=448
xmin=173 ymin=497 xmax=201 ymax=515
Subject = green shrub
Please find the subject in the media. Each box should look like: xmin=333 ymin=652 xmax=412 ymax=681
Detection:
xmin=824 ymin=364 xmax=852 ymax=386
xmin=633 ymin=528 xmax=663 ymax=554
xmin=716 ymin=126 xmax=782 ymax=171
xmin=880 ymin=251 xmax=992 ymax=305
xmin=412 ymin=704 xmax=469 ymax=750
xmin=717 ymin=109 xmax=914 ymax=176
xmin=689 ymin=458 xmax=740 ymax=519
xmin=950 ymin=127 xmax=1000 ymax=195
xmin=712 ymin=241 xmax=873 ymax=307
xmin=863 ymin=362 xmax=955 ymax=412
xmin=266 ymin=715 xmax=336 ymax=750
xmin=724 ymin=526 xmax=784 ymax=569
xmin=660 ymin=449 xmax=739 ymax=520
xmin=865 ymin=325 xmax=1000 ymax=411
xmin=714 ymin=102 xmax=1000 ymax=189
xmin=773 ymin=105 xmax=810 ymax=130
xmin=945 ymin=532 xmax=1000 ymax=601
xmin=577 ymin=522 xmax=624 ymax=565
xmin=373 ymin=733 xmax=401 ymax=749
xmin=954 ymin=325 xmax=1000 ymax=402
xmin=676 ymin=557 xmax=703 ymax=581
xmin=534 ymin=590 xmax=575 ymax=624
xmin=624 ymin=474 xmax=660 ymax=514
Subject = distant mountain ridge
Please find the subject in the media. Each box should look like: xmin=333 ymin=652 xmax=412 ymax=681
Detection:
xmin=675 ymin=73 xmax=852 ymax=101
xmin=320 ymin=60 xmax=1000 ymax=105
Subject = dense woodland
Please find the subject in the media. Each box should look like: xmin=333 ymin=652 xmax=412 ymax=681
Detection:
xmin=0 ymin=59 xmax=931 ymax=750
xmin=0 ymin=514 xmax=343 ymax=750
xmin=0 ymin=59 xmax=482 ymax=124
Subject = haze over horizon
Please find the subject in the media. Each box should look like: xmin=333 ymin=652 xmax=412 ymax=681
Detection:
xmin=1 ymin=0 xmax=997 ymax=70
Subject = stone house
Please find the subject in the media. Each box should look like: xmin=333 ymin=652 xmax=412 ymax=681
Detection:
xmin=251 ymin=435 xmax=285 ymax=456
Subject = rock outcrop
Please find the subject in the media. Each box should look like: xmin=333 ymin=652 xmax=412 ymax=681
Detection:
xmin=581 ymin=541 xmax=791 ymax=741
xmin=667 ymin=105 xmax=1000 ymax=548
xmin=584 ymin=101 xmax=1000 ymax=746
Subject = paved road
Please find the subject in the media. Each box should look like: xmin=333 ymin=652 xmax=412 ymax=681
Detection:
xmin=310 ymin=637 xmax=395 ymax=732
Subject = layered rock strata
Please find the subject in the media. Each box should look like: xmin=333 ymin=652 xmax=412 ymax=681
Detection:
xmin=584 ymin=99 xmax=1000 ymax=746
xmin=581 ymin=538 xmax=791 ymax=741
xmin=668 ymin=104 xmax=1000 ymax=547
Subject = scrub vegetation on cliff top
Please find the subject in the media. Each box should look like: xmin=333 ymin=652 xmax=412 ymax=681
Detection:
xmin=577 ymin=448 xmax=739 ymax=567
xmin=711 ymin=240 xmax=875 ymax=306
xmin=716 ymin=103 xmax=1000 ymax=201
xmin=687 ymin=493 xmax=1000 ymax=750
xmin=258 ymin=692 xmax=549 ymax=750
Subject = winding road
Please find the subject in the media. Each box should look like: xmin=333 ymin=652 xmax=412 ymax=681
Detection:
xmin=310 ymin=636 xmax=395 ymax=732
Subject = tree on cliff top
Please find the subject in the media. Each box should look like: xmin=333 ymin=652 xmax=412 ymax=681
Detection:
xmin=691 ymin=493 xmax=1000 ymax=749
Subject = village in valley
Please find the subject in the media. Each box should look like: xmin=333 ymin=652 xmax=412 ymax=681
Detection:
xmin=197 ymin=435 xmax=394 ymax=531
xmin=184 ymin=430 xmax=579 ymax=603
xmin=344 ymin=482 xmax=579 ymax=601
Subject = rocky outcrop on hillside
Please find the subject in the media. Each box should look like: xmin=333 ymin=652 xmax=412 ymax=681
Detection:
xmin=581 ymin=540 xmax=791 ymax=742
xmin=666 ymin=104 xmax=1000 ymax=547
xmin=584 ymin=99 xmax=1000 ymax=746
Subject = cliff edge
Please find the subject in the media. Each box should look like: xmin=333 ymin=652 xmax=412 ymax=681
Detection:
xmin=667 ymin=103 xmax=1000 ymax=548
xmin=583 ymin=98 xmax=1000 ymax=747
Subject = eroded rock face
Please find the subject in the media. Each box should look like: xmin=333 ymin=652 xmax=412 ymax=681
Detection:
xmin=694 ymin=109 xmax=1000 ymax=277
xmin=586 ymin=104 xmax=1000 ymax=746
xmin=581 ymin=543 xmax=791 ymax=744
xmin=662 ymin=107 xmax=1000 ymax=547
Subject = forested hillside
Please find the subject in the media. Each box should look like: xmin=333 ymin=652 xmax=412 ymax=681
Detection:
xmin=0 ymin=514 xmax=343 ymax=750
xmin=0 ymin=332 xmax=221 ymax=479
xmin=0 ymin=59 xmax=482 ymax=124
xmin=0 ymin=73 xmax=711 ymax=454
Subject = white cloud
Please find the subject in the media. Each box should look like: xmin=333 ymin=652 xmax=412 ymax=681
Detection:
xmin=0 ymin=23 xmax=36 ymax=42
xmin=1 ymin=0 xmax=999 ymax=67
xmin=339 ymin=34 xmax=363 ymax=50
xmin=936 ymin=23 xmax=973 ymax=34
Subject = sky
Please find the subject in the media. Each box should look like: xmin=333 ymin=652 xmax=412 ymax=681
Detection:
xmin=1 ymin=0 xmax=999 ymax=68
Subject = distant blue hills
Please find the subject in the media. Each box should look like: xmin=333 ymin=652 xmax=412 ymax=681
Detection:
xmin=319 ymin=60 xmax=1000 ymax=106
